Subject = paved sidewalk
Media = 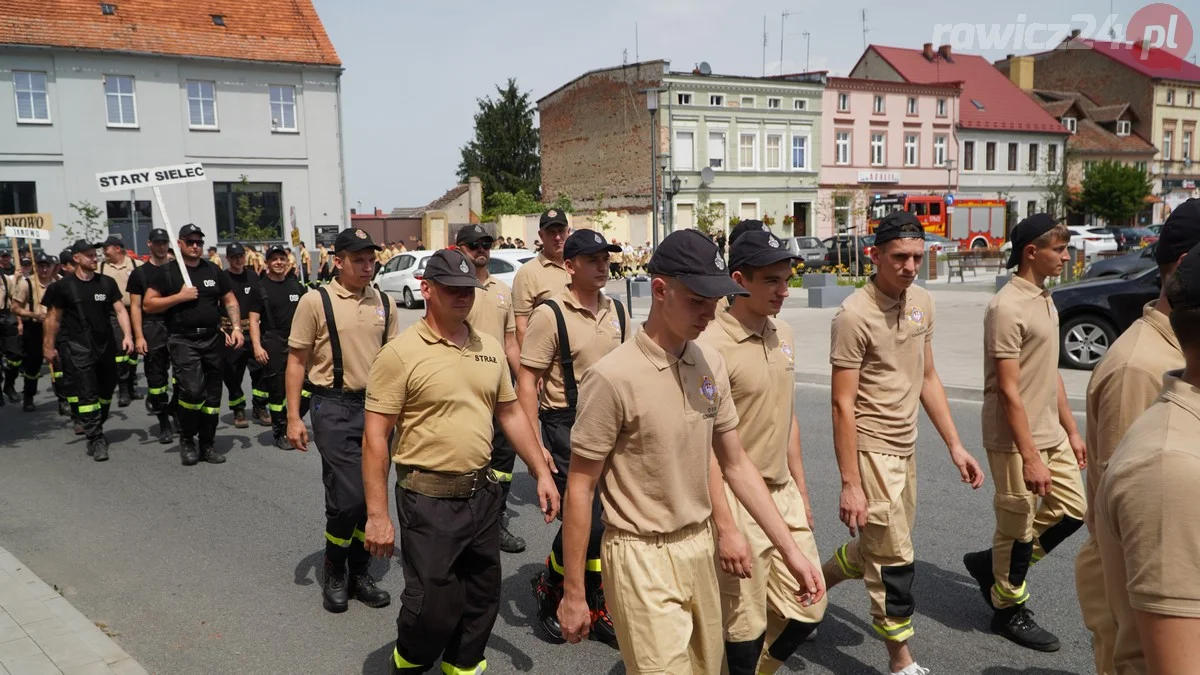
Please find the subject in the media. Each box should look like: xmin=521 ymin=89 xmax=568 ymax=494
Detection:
xmin=0 ymin=546 xmax=146 ymax=675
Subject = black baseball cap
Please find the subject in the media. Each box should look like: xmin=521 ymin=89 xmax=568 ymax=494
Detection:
xmin=1156 ymin=198 xmax=1200 ymax=266
xmin=178 ymin=224 xmax=204 ymax=239
xmin=149 ymin=228 xmax=170 ymax=243
xmin=0 ymin=249 xmax=9 ymax=257
xmin=564 ymin=229 xmax=621 ymax=259
xmin=59 ymin=249 xmax=73 ymax=265
xmin=874 ymin=211 xmax=926 ymax=247
xmin=729 ymin=229 xmax=797 ymax=272
xmin=19 ymin=256 xmax=30 ymax=265
xmin=226 ymin=242 xmax=245 ymax=257
xmin=100 ymin=235 xmax=125 ymax=249
xmin=1005 ymin=213 xmax=1059 ymax=269
xmin=68 ymin=239 xmax=102 ymax=255
xmin=1167 ymin=241 xmax=1200 ymax=310
xmin=265 ymin=243 xmax=288 ymax=259
xmin=333 ymin=227 xmax=382 ymax=253
xmin=456 ymin=224 xmax=494 ymax=246
xmin=729 ymin=219 xmax=770 ymax=246
xmin=422 ymin=249 xmax=484 ymax=288
xmin=34 ymin=251 xmax=55 ymax=265
xmin=540 ymin=209 xmax=568 ymax=229
xmin=648 ymin=230 xmax=748 ymax=297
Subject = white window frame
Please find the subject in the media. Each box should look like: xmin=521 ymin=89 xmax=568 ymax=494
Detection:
xmin=765 ymin=133 xmax=783 ymax=170
xmin=964 ymin=140 xmax=976 ymax=171
xmin=269 ymin=84 xmax=298 ymax=132
xmin=740 ymin=95 xmax=755 ymax=108
xmin=1184 ymin=131 xmax=1194 ymax=162
xmin=1116 ymin=120 xmax=1131 ymax=136
xmin=933 ymin=135 xmax=947 ymax=167
xmin=710 ymin=94 xmax=725 ymax=107
xmin=676 ymin=92 xmax=693 ymax=106
xmin=13 ymin=71 xmax=50 ymax=124
xmin=738 ymin=131 xmax=758 ymax=170
xmin=904 ymin=134 xmax=919 ymax=167
xmin=104 ymin=74 xmax=138 ymax=128
xmin=906 ymin=97 xmax=918 ymax=115
xmin=739 ymin=199 xmax=760 ymax=221
xmin=835 ymin=130 xmax=851 ymax=165
xmin=767 ymin=97 xmax=781 ymax=109
xmin=1028 ymin=143 xmax=1039 ymax=172
xmin=1163 ymin=130 xmax=1173 ymax=161
xmin=708 ymin=131 xmax=727 ymax=170
xmin=936 ymin=97 xmax=947 ymax=117
xmin=1048 ymin=144 xmax=1059 ymax=173
xmin=1062 ymin=116 xmax=1077 ymax=133
xmin=837 ymin=92 xmax=849 ymax=112
xmin=871 ymin=132 xmax=886 ymax=166
xmin=791 ymin=133 xmax=810 ymax=170
xmin=674 ymin=130 xmax=695 ymax=171
xmin=1166 ymin=89 xmax=1175 ymax=105
xmin=793 ymin=98 xmax=807 ymax=111
xmin=873 ymin=95 xmax=885 ymax=114
xmin=1188 ymin=90 xmax=1195 ymax=106
xmin=186 ymin=80 xmax=218 ymax=129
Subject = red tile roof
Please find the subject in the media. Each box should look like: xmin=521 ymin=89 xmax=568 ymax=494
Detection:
xmin=1071 ymin=118 xmax=1157 ymax=154
xmin=1077 ymin=39 xmax=1200 ymax=83
xmin=0 ymin=0 xmax=340 ymax=67
xmin=857 ymin=45 xmax=1068 ymax=134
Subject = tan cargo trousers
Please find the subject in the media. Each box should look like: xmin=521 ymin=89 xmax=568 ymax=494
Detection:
xmin=831 ymin=452 xmax=918 ymax=643
xmin=987 ymin=438 xmax=1086 ymax=609
xmin=1075 ymin=534 xmax=1116 ymax=675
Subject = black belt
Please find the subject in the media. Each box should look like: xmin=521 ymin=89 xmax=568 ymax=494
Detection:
xmin=309 ymin=386 xmax=366 ymax=402
xmin=170 ymin=326 xmax=219 ymax=337
xmin=397 ymin=466 xmax=497 ymax=499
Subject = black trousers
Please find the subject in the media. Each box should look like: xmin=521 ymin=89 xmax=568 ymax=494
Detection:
xmin=540 ymin=408 xmax=604 ymax=572
xmin=487 ymin=426 xmax=516 ymax=479
xmin=110 ymin=315 xmax=136 ymax=389
xmin=169 ymin=332 xmax=223 ymax=445
xmin=60 ymin=339 xmax=116 ymax=440
xmin=143 ymin=320 xmax=171 ymax=413
xmin=221 ymin=336 xmax=251 ymax=410
xmin=19 ymin=322 xmax=43 ymax=396
xmin=0 ymin=313 xmax=20 ymax=391
xmin=311 ymin=393 xmax=367 ymax=551
xmin=394 ymin=479 xmax=502 ymax=672
xmin=261 ymin=331 xmax=310 ymax=436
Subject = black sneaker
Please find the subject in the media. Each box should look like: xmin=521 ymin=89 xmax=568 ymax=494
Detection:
xmin=963 ymin=550 xmax=995 ymax=609
xmin=531 ymin=570 xmax=565 ymax=643
xmin=587 ymin=583 xmax=618 ymax=647
xmin=991 ymin=606 xmax=1061 ymax=652
xmin=499 ymin=518 xmax=526 ymax=554
xmin=180 ymin=437 xmax=199 ymax=466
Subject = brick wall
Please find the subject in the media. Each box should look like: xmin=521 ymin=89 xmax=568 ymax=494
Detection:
xmin=1019 ymin=49 xmax=1155 ymax=139
xmin=538 ymin=61 xmax=665 ymax=213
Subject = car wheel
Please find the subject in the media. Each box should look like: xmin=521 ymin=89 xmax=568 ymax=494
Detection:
xmin=402 ymin=287 xmax=417 ymax=310
xmin=1060 ymin=315 xmax=1116 ymax=370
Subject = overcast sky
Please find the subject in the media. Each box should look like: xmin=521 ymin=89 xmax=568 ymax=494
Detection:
xmin=312 ymin=0 xmax=1196 ymax=211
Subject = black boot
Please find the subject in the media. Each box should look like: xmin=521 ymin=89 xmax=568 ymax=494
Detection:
xmin=200 ymin=443 xmax=226 ymax=464
xmin=253 ymin=403 xmax=271 ymax=427
xmin=157 ymin=414 xmax=174 ymax=444
xmin=348 ymin=543 xmax=391 ymax=608
xmin=274 ymin=432 xmax=292 ymax=451
xmin=232 ymin=408 xmax=248 ymax=429
xmin=90 ymin=437 xmax=110 ymax=462
xmin=499 ymin=512 xmax=526 ymax=554
xmin=57 ymin=399 xmax=69 ymax=416
xmin=725 ymin=634 xmax=767 ymax=675
xmin=117 ymin=382 xmax=131 ymax=408
xmin=322 ymin=556 xmax=349 ymax=613
xmin=180 ymin=437 xmax=199 ymax=466
xmin=4 ymin=380 xmax=19 ymax=404
xmin=991 ymin=606 xmax=1061 ymax=652
xmin=586 ymin=576 xmax=618 ymax=647
xmin=531 ymin=567 xmax=565 ymax=642
xmin=22 ymin=394 xmax=34 ymax=412
xmin=73 ymin=419 xmax=84 ymax=435
xmin=963 ymin=549 xmax=996 ymax=609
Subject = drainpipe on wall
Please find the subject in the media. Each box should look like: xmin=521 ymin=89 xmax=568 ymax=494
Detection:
xmin=335 ymin=68 xmax=349 ymax=231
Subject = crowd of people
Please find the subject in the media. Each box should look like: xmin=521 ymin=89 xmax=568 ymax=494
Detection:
xmin=3 ymin=199 xmax=1199 ymax=675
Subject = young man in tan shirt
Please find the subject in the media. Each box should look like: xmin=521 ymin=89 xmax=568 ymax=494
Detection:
xmin=823 ymin=211 xmax=984 ymax=675
xmin=963 ymin=214 xmax=1087 ymax=652
xmin=698 ymin=228 xmax=826 ymax=674
xmin=1095 ymin=244 xmax=1200 ymax=675
xmin=1076 ymin=199 xmax=1199 ymax=674
xmin=512 ymin=209 xmax=570 ymax=345
xmin=556 ymin=229 xmax=824 ymax=674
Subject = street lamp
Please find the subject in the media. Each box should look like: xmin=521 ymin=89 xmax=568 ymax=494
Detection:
xmin=646 ymin=89 xmax=661 ymax=249
xmin=944 ymin=159 xmax=957 ymax=196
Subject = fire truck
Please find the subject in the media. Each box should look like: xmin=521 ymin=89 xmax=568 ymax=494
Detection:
xmin=868 ymin=194 xmax=947 ymax=236
xmin=868 ymin=193 xmax=1009 ymax=249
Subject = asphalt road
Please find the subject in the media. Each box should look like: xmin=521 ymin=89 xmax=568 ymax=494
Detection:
xmin=0 ymin=372 xmax=1092 ymax=675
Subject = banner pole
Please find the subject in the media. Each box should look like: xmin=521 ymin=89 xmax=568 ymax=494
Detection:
xmin=153 ymin=186 xmax=192 ymax=288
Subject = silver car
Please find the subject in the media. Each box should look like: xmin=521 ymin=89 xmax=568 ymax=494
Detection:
xmin=784 ymin=236 xmax=828 ymax=265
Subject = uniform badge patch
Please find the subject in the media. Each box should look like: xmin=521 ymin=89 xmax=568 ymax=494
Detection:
xmin=594 ymin=233 xmax=603 ymax=244
xmin=547 ymin=209 xmax=558 ymax=218
xmin=714 ymin=253 xmax=725 ymax=271
xmin=496 ymin=293 xmax=505 ymax=304
xmin=781 ymin=341 xmax=793 ymax=360
xmin=355 ymin=229 xmax=367 ymax=239
xmin=761 ymin=224 xmax=770 ymax=232
xmin=610 ymin=317 xmax=620 ymax=330
xmin=768 ymin=236 xmax=780 ymax=248
xmin=375 ymin=306 xmax=386 ymax=319
xmin=907 ymin=306 xmax=924 ymax=327
xmin=699 ymin=375 xmax=717 ymax=403
xmin=459 ymin=260 xmax=469 ymax=273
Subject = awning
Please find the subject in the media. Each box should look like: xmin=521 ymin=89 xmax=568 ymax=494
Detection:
xmin=1144 ymin=194 xmax=1163 ymax=204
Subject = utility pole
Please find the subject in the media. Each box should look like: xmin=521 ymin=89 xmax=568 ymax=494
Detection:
xmin=803 ymin=31 xmax=812 ymax=72
xmin=781 ymin=11 xmax=792 ymax=75
xmin=861 ymin=9 xmax=869 ymax=51
xmin=762 ymin=16 xmax=768 ymax=76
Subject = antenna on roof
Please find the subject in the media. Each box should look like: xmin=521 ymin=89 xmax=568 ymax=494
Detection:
xmin=763 ymin=16 xmax=768 ymax=76
xmin=635 ymin=23 xmax=639 ymax=62
xmin=862 ymin=9 xmax=869 ymax=51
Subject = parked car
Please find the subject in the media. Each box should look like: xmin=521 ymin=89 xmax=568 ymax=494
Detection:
xmin=1066 ymin=226 xmax=1119 ymax=259
xmin=822 ymin=234 xmax=875 ymax=273
xmin=1082 ymin=242 xmax=1158 ymax=278
xmin=1147 ymin=223 xmax=1164 ymax=236
xmin=1102 ymin=226 xmax=1159 ymax=251
xmin=1051 ymin=266 xmax=1161 ymax=370
xmin=375 ymin=248 xmax=536 ymax=309
xmin=924 ymin=232 xmax=960 ymax=255
xmin=784 ymin=236 xmax=828 ymax=266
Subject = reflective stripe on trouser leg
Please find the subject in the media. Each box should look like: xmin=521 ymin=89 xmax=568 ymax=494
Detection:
xmin=60 ymin=341 xmax=116 ymax=441
xmin=249 ymin=354 xmax=267 ymax=406
xmin=1031 ymin=438 xmax=1087 ymax=561
xmin=833 ymin=452 xmax=917 ymax=642
xmin=169 ymin=333 xmax=222 ymax=441
xmin=394 ymin=480 xmax=502 ymax=670
xmin=221 ymin=338 xmax=250 ymax=410
xmin=311 ymin=395 xmax=369 ymax=553
xmin=143 ymin=322 xmax=171 ymax=412
xmin=541 ymin=409 xmax=604 ymax=576
xmin=262 ymin=332 xmax=289 ymax=434
xmin=987 ymin=449 xmax=1040 ymax=609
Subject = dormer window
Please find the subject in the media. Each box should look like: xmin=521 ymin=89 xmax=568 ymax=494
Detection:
xmin=100 ymin=3 xmax=116 ymax=14
xmin=1116 ymin=120 xmax=1131 ymax=136
xmin=1062 ymin=117 xmax=1077 ymax=133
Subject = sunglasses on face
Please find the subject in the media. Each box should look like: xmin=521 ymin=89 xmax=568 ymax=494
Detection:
xmin=463 ymin=242 xmax=490 ymax=251
xmin=182 ymin=239 xmax=204 ymax=247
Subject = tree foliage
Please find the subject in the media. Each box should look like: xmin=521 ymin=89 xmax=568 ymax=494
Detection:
xmin=1080 ymin=161 xmax=1151 ymax=226
xmin=65 ymin=200 xmax=108 ymax=242
xmin=225 ymin=174 xmax=278 ymax=242
xmin=483 ymin=190 xmax=543 ymax=222
xmin=547 ymin=192 xmax=574 ymax=215
xmin=458 ymin=79 xmax=541 ymax=205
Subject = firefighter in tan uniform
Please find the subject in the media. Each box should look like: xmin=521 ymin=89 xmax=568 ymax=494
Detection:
xmin=456 ymin=224 xmax=526 ymax=554
xmin=207 ymin=247 xmax=223 ymax=269
xmin=822 ymin=212 xmax=983 ymax=675
xmin=10 ymin=252 xmax=54 ymax=412
xmin=557 ymin=230 xmax=824 ymax=674
xmin=512 ymin=209 xmax=570 ymax=345
xmin=360 ymin=248 xmax=559 ymax=674
xmin=698 ymin=228 xmax=826 ymax=674
xmin=1095 ymin=246 xmax=1200 ymax=674
xmin=1076 ymin=201 xmax=1199 ymax=674
xmin=962 ymin=214 xmax=1087 ymax=652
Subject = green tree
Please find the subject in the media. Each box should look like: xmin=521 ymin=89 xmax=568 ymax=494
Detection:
xmin=483 ymin=190 xmax=543 ymax=222
xmin=589 ymin=192 xmax=613 ymax=233
xmin=458 ymin=78 xmax=541 ymax=205
xmin=1080 ymin=160 xmax=1151 ymax=226
xmin=547 ymin=192 xmax=574 ymax=215
xmin=694 ymin=198 xmax=725 ymax=235
xmin=64 ymin=200 xmax=108 ymax=242
xmin=224 ymin=174 xmax=278 ymax=242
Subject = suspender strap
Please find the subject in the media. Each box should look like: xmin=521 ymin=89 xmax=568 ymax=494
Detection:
xmin=317 ymin=286 xmax=344 ymax=391
xmin=379 ymin=289 xmax=391 ymax=347
xmin=542 ymin=299 xmax=578 ymax=411
xmin=25 ymin=278 xmax=34 ymax=310
xmin=612 ymin=298 xmax=627 ymax=341
xmin=257 ymin=283 xmax=274 ymax=332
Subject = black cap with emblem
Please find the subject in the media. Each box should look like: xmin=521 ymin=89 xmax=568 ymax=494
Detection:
xmin=100 ymin=234 xmax=125 ymax=249
xmin=68 ymin=239 xmax=102 ymax=255
xmin=422 ymin=249 xmax=485 ymax=288
xmin=729 ymin=219 xmax=770 ymax=246
xmin=729 ymin=229 xmax=798 ymax=272
xmin=1156 ymin=198 xmax=1200 ymax=266
xmin=333 ymin=227 xmax=382 ymax=254
xmin=455 ymin=224 xmax=494 ymax=246
xmin=648 ymin=230 xmax=749 ymax=297
xmin=59 ymin=249 xmax=73 ymax=266
xmin=34 ymin=251 xmax=56 ymax=265
xmin=539 ymin=209 xmax=569 ymax=229
xmin=178 ymin=223 xmax=204 ymax=239
xmin=265 ymin=243 xmax=288 ymax=259
xmin=149 ymin=228 xmax=170 ymax=243
xmin=226 ymin=242 xmax=246 ymax=257
xmin=1005 ymin=213 xmax=1058 ymax=269
xmin=563 ymin=228 xmax=621 ymax=259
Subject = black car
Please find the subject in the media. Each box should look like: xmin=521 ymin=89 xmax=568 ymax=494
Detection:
xmin=1082 ymin=242 xmax=1158 ymax=278
xmin=1102 ymin=226 xmax=1159 ymax=251
xmin=1051 ymin=266 xmax=1160 ymax=370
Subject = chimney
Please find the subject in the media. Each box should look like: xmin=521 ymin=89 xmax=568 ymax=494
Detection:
xmin=937 ymin=44 xmax=953 ymax=61
xmin=375 ymin=208 xmax=383 ymax=216
xmin=1071 ymin=28 xmax=1081 ymax=39
xmin=350 ymin=208 xmax=357 ymax=215
xmin=923 ymin=43 xmax=934 ymax=61
xmin=1006 ymin=53 xmax=1015 ymax=60
xmin=467 ymin=176 xmax=483 ymax=221
xmin=1009 ymin=55 xmax=1035 ymax=90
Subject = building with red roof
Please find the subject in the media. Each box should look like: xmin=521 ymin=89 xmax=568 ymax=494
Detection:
xmin=850 ymin=44 xmax=1070 ymax=234
xmin=0 ymin=0 xmax=345 ymax=254
xmin=995 ymin=36 xmax=1199 ymax=220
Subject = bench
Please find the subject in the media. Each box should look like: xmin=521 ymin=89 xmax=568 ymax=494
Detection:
xmin=945 ymin=250 xmax=1005 ymax=282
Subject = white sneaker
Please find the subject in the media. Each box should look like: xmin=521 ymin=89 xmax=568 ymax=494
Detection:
xmin=891 ymin=664 xmax=930 ymax=675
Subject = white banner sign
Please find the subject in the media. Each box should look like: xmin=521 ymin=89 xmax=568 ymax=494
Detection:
xmin=5 ymin=227 xmax=49 ymax=240
xmin=0 ymin=213 xmax=53 ymax=240
xmin=96 ymin=163 xmax=207 ymax=192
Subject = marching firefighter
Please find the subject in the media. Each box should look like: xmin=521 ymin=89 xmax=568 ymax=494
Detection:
xmin=249 ymin=244 xmax=307 ymax=449
xmin=99 ymin=235 xmax=144 ymax=406
xmin=0 ymin=258 xmax=21 ymax=407
xmin=143 ymin=224 xmax=242 ymax=466
xmin=41 ymin=240 xmax=132 ymax=461
xmin=10 ymin=251 xmax=55 ymax=412
xmin=286 ymin=227 xmax=398 ymax=613
xmin=127 ymin=228 xmax=176 ymax=444
xmin=221 ymin=243 xmax=269 ymax=428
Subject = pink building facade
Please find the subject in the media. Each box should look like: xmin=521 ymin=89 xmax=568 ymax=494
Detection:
xmin=817 ymin=77 xmax=962 ymax=237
